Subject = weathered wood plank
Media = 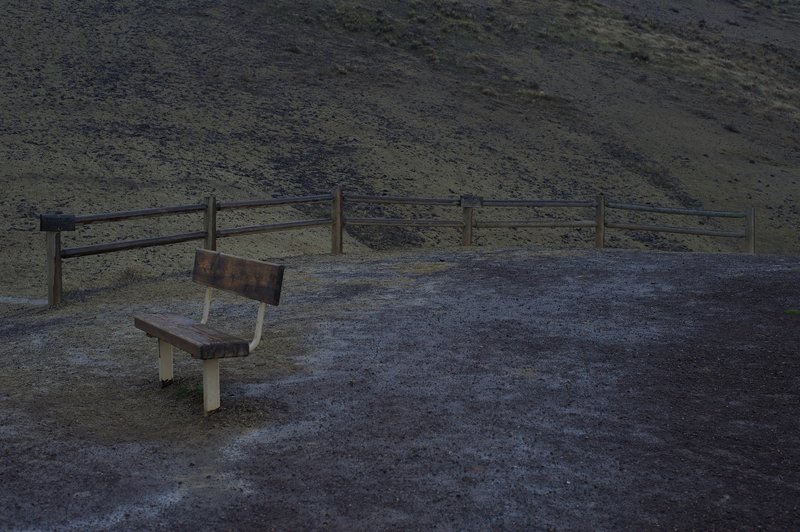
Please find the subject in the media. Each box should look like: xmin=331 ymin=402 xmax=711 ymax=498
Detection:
xmin=460 ymin=195 xmax=483 ymax=208
xmin=475 ymin=220 xmax=596 ymax=229
xmin=605 ymin=222 xmax=746 ymax=238
xmin=192 ymin=250 xmax=284 ymax=305
xmin=482 ymin=199 xmax=594 ymax=208
xmin=40 ymin=214 xmax=76 ymax=232
xmin=462 ymin=207 xmax=475 ymax=245
xmin=332 ymin=186 xmax=343 ymax=254
xmin=204 ymin=196 xmax=217 ymax=251
xmin=345 ymin=194 xmax=461 ymax=206
xmin=218 ymin=194 xmax=333 ymax=210
xmin=134 ymin=313 xmax=249 ymax=359
xmin=745 ymin=206 xmax=755 ymax=253
xmin=595 ymin=194 xmax=606 ymax=249
xmin=61 ymin=231 xmax=207 ymax=258
xmin=217 ymin=219 xmax=330 ymax=238
xmin=344 ymin=218 xmax=463 ymax=227
xmin=46 ymin=232 xmax=62 ymax=306
xmin=74 ymin=204 xmax=205 ymax=225
xmin=606 ymin=202 xmax=746 ymax=218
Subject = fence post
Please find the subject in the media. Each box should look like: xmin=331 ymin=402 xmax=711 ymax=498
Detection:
xmin=331 ymin=186 xmax=343 ymax=254
xmin=204 ymin=196 xmax=217 ymax=250
xmin=40 ymin=213 xmax=75 ymax=307
xmin=462 ymin=207 xmax=474 ymax=245
xmin=595 ymin=194 xmax=606 ymax=249
xmin=46 ymin=231 xmax=62 ymax=306
xmin=745 ymin=206 xmax=755 ymax=254
xmin=460 ymin=195 xmax=482 ymax=246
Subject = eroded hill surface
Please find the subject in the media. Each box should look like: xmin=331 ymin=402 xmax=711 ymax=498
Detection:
xmin=1 ymin=0 xmax=799 ymax=298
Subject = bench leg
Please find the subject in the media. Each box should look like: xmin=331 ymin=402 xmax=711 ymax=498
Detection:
xmin=158 ymin=339 xmax=174 ymax=387
xmin=202 ymin=359 xmax=221 ymax=415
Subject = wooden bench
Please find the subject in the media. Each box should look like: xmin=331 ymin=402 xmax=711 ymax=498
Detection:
xmin=134 ymin=249 xmax=284 ymax=415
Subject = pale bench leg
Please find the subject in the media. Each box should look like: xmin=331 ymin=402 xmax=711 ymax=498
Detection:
xmin=202 ymin=359 xmax=221 ymax=415
xmin=158 ymin=339 xmax=173 ymax=387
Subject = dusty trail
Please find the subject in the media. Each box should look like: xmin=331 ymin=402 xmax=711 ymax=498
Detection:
xmin=1 ymin=247 xmax=798 ymax=529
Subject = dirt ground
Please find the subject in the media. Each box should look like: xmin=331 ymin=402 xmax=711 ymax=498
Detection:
xmin=1 ymin=246 xmax=799 ymax=529
xmin=2 ymin=0 xmax=800 ymax=528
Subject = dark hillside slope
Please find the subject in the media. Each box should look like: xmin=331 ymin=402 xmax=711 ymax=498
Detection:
xmin=1 ymin=0 xmax=798 ymax=295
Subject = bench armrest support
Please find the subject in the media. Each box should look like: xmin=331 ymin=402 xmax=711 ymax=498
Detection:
xmin=249 ymin=302 xmax=267 ymax=352
xmin=201 ymin=287 xmax=213 ymax=325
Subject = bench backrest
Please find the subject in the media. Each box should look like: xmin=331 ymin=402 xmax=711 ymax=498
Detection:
xmin=192 ymin=249 xmax=284 ymax=305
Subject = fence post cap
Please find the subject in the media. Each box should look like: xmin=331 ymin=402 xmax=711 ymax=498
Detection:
xmin=460 ymin=195 xmax=483 ymax=208
xmin=40 ymin=213 xmax=76 ymax=232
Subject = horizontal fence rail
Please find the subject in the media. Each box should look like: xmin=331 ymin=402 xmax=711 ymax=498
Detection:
xmin=604 ymin=222 xmax=745 ymax=238
xmin=606 ymin=202 xmax=748 ymax=218
xmin=482 ymin=199 xmax=595 ymax=208
xmin=345 ymin=194 xmax=461 ymax=206
xmin=73 ymin=204 xmax=207 ymax=225
xmin=61 ymin=232 xmax=207 ymax=259
xmin=603 ymin=200 xmax=754 ymax=250
xmin=216 ymin=219 xmax=332 ymax=238
xmin=218 ymin=194 xmax=333 ymax=210
xmin=39 ymin=188 xmax=755 ymax=306
xmin=345 ymin=218 xmax=464 ymax=227
xmin=475 ymin=220 xmax=597 ymax=229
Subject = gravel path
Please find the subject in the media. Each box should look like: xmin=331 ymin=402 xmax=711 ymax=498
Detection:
xmin=1 ymin=247 xmax=799 ymax=529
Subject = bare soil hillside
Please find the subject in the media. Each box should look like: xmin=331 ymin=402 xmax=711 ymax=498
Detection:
xmin=1 ymin=0 xmax=799 ymax=299
xmin=1 ymin=248 xmax=799 ymax=528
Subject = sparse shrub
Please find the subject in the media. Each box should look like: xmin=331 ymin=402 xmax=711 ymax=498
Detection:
xmin=173 ymin=383 xmax=203 ymax=400
xmin=505 ymin=20 xmax=522 ymax=33
xmin=117 ymin=266 xmax=146 ymax=286
xmin=336 ymin=4 xmax=373 ymax=32
xmin=516 ymin=87 xmax=555 ymax=102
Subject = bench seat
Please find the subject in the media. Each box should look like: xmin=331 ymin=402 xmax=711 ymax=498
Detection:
xmin=134 ymin=313 xmax=249 ymax=360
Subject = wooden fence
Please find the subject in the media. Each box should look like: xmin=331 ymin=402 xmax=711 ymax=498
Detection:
xmin=40 ymin=189 xmax=755 ymax=305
